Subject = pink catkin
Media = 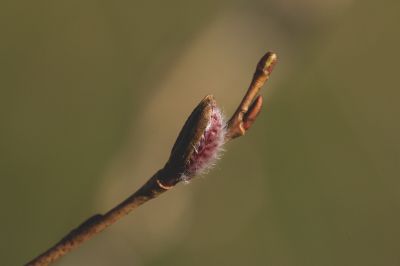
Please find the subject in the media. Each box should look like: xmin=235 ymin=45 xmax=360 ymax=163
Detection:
xmin=183 ymin=106 xmax=226 ymax=181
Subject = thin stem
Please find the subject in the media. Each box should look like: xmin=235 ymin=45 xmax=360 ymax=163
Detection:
xmin=226 ymin=51 xmax=277 ymax=140
xmin=26 ymin=51 xmax=277 ymax=266
xmin=26 ymin=170 xmax=171 ymax=266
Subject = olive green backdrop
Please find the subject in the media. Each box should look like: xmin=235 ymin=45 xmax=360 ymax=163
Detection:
xmin=1 ymin=0 xmax=399 ymax=265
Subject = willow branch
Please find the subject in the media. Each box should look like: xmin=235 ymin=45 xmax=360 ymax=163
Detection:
xmin=26 ymin=51 xmax=277 ymax=266
xmin=226 ymin=51 xmax=277 ymax=140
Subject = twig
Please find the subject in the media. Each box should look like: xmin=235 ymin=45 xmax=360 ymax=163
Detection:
xmin=26 ymin=51 xmax=277 ymax=266
xmin=226 ymin=51 xmax=277 ymax=140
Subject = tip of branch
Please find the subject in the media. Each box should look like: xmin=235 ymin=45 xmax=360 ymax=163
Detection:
xmin=225 ymin=51 xmax=277 ymax=140
xmin=257 ymin=51 xmax=278 ymax=75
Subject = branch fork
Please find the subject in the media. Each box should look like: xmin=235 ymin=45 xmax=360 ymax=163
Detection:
xmin=226 ymin=51 xmax=277 ymax=140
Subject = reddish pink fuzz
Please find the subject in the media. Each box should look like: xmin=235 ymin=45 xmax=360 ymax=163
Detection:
xmin=183 ymin=105 xmax=225 ymax=180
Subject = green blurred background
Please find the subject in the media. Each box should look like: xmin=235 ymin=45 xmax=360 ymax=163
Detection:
xmin=1 ymin=0 xmax=400 ymax=265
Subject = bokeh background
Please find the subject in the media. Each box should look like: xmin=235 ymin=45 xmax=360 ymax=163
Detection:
xmin=1 ymin=0 xmax=400 ymax=265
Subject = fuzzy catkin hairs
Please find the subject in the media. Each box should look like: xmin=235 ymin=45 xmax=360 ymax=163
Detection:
xmin=183 ymin=103 xmax=226 ymax=180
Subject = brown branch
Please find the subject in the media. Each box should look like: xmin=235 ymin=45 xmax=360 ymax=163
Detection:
xmin=26 ymin=51 xmax=277 ymax=266
xmin=226 ymin=51 xmax=277 ymax=140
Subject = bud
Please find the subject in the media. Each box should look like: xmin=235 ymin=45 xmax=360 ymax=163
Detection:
xmin=161 ymin=95 xmax=226 ymax=186
xmin=183 ymin=101 xmax=225 ymax=180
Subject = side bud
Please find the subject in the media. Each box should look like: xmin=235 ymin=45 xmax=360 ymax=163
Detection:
xmin=160 ymin=95 xmax=226 ymax=187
